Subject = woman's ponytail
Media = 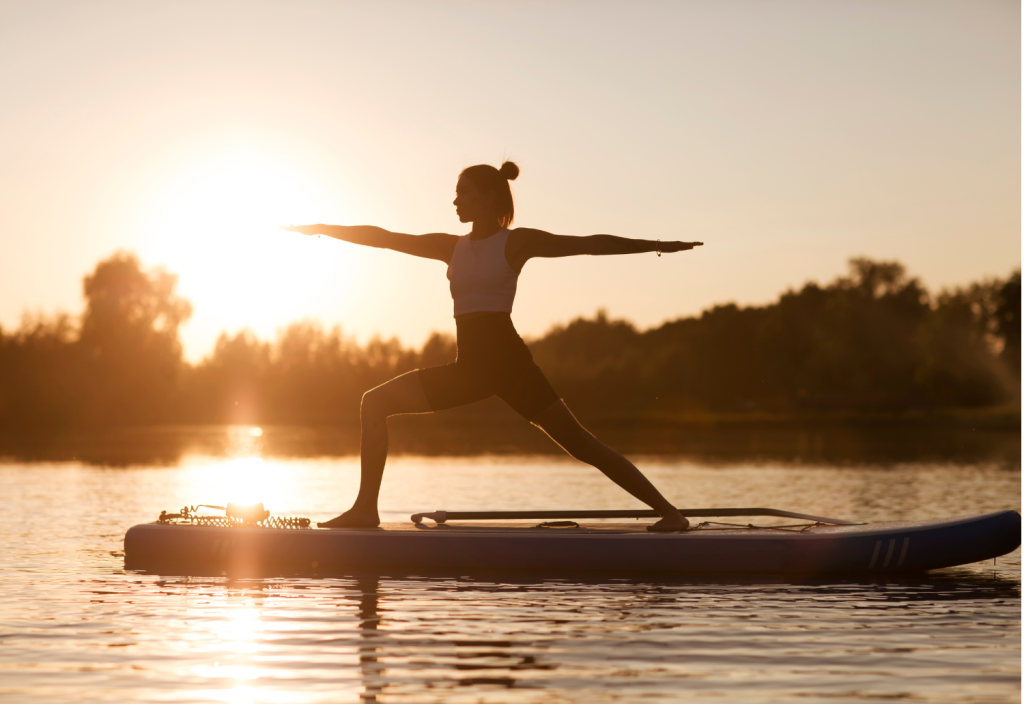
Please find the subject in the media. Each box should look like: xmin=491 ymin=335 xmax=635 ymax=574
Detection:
xmin=498 ymin=161 xmax=519 ymax=181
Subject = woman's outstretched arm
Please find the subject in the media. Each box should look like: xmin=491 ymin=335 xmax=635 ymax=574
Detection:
xmin=507 ymin=228 xmax=702 ymax=270
xmin=280 ymin=224 xmax=458 ymax=263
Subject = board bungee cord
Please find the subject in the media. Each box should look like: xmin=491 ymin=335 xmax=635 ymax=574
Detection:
xmin=158 ymin=503 xmax=311 ymax=529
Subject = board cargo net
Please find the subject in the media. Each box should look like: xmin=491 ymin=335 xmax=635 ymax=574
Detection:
xmin=157 ymin=503 xmax=311 ymax=529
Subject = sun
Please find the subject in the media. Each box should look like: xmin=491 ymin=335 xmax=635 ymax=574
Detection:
xmin=138 ymin=145 xmax=363 ymax=357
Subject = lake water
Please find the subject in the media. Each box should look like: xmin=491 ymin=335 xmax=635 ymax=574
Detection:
xmin=0 ymin=425 xmax=1019 ymax=703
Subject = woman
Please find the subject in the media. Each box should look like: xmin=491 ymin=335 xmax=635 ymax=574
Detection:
xmin=282 ymin=161 xmax=702 ymax=531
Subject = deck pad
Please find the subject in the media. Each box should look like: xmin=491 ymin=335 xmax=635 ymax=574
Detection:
xmin=321 ymin=515 xmax=987 ymax=536
xmin=337 ymin=521 xmax=830 ymax=535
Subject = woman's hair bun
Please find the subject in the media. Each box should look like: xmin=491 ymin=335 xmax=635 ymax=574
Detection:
xmin=499 ymin=160 xmax=519 ymax=181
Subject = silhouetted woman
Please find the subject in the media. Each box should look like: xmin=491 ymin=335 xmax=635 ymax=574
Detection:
xmin=282 ymin=161 xmax=702 ymax=531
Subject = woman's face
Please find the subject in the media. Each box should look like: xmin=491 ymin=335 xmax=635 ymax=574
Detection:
xmin=453 ymin=177 xmax=495 ymax=224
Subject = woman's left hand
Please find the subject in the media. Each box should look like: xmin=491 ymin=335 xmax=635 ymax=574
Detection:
xmin=660 ymin=241 xmax=703 ymax=253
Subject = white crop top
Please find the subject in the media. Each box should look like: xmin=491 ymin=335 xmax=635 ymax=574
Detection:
xmin=447 ymin=230 xmax=520 ymax=317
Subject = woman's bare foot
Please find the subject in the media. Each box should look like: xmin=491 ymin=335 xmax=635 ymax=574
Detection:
xmin=646 ymin=513 xmax=689 ymax=532
xmin=317 ymin=508 xmax=380 ymax=528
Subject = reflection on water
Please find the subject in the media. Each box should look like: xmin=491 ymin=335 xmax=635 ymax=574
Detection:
xmin=5 ymin=567 xmax=1016 ymax=704
xmin=0 ymin=425 xmax=1019 ymax=703
xmin=164 ymin=571 xmax=1016 ymax=704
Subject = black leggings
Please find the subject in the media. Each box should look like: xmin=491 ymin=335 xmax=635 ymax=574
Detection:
xmin=418 ymin=313 xmax=560 ymax=420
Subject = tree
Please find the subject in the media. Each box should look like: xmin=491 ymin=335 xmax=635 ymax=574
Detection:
xmin=995 ymin=271 xmax=1021 ymax=378
xmin=78 ymin=252 xmax=192 ymax=424
xmin=917 ymin=281 xmax=1010 ymax=407
xmin=0 ymin=312 xmax=83 ymax=427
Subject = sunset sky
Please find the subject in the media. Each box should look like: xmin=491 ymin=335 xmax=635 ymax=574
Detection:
xmin=1 ymin=0 xmax=1019 ymax=360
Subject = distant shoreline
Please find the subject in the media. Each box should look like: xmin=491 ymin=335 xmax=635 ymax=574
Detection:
xmin=2 ymin=404 xmax=1020 ymax=434
xmin=578 ymin=406 xmax=1022 ymax=431
xmin=4 ymin=255 xmax=1019 ymax=430
xmin=1 ymin=407 xmax=1018 ymax=468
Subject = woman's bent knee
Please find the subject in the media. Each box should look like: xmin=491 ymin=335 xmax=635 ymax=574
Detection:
xmin=361 ymin=389 xmax=388 ymax=420
xmin=362 ymin=372 xmax=433 ymax=420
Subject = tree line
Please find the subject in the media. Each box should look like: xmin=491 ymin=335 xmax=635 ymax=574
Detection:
xmin=0 ymin=252 xmax=1018 ymax=429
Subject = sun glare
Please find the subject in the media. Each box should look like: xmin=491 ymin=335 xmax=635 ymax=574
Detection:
xmin=139 ymin=145 xmax=362 ymax=356
xmin=186 ymin=456 xmax=285 ymax=508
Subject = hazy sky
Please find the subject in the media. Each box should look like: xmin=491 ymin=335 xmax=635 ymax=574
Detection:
xmin=1 ymin=0 xmax=1019 ymax=360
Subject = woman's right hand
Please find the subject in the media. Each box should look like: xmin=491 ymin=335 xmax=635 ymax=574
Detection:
xmin=274 ymin=224 xmax=457 ymax=263
xmin=278 ymin=224 xmax=322 ymax=236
